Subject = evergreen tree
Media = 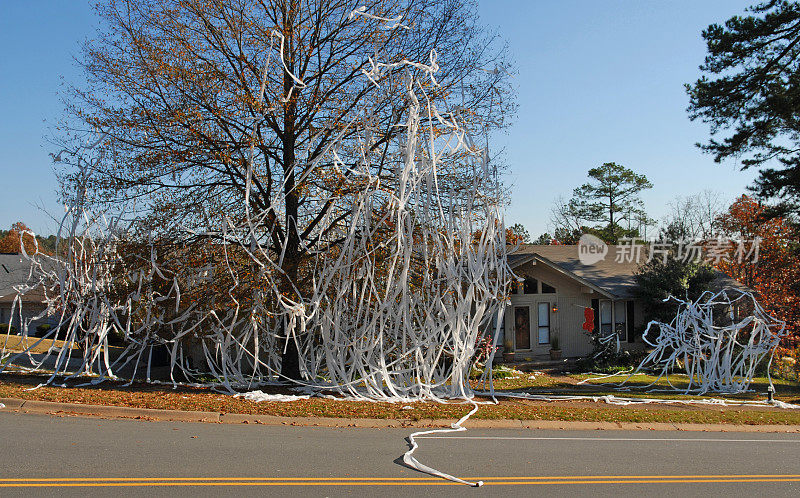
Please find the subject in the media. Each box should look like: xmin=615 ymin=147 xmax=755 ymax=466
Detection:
xmin=687 ymin=1 xmax=800 ymax=218
xmin=567 ymin=162 xmax=653 ymax=243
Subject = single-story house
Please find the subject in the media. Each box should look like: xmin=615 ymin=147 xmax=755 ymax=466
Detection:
xmin=498 ymin=244 xmax=747 ymax=361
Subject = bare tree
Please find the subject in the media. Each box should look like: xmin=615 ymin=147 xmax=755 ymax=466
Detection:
xmin=54 ymin=0 xmax=514 ymax=378
xmin=661 ymin=190 xmax=724 ymax=240
xmin=548 ymin=195 xmax=584 ymax=243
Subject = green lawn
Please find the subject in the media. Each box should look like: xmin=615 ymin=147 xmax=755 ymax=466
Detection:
xmin=467 ymin=366 xmax=800 ymax=403
xmin=566 ymin=372 xmax=800 ymax=403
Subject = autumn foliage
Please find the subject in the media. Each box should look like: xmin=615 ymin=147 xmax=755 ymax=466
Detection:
xmin=714 ymin=196 xmax=800 ymax=348
xmin=0 ymin=222 xmax=39 ymax=255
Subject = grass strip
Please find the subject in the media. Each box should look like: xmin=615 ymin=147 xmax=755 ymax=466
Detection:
xmin=2 ymin=373 xmax=800 ymax=426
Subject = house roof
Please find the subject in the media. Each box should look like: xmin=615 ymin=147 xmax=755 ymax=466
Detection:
xmin=0 ymin=253 xmax=53 ymax=303
xmin=508 ymin=245 xmax=641 ymax=299
xmin=507 ymin=245 xmax=749 ymax=300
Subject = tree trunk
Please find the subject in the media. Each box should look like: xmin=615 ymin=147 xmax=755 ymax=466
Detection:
xmin=609 ymin=195 xmax=614 ymax=234
xmin=279 ymin=2 xmax=302 ymax=381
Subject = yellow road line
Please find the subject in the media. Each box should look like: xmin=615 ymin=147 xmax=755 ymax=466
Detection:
xmin=0 ymin=476 xmax=799 ymax=487
xmin=2 ymin=474 xmax=799 ymax=482
xmin=1 ymin=480 xmax=800 ymax=487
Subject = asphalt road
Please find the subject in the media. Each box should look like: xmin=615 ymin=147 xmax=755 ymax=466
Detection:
xmin=1 ymin=411 xmax=799 ymax=497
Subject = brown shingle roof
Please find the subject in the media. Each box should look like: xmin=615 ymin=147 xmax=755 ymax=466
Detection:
xmin=509 ymin=245 xmax=640 ymax=298
xmin=0 ymin=254 xmax=54 ymax=303
xmin=507 ymin=244 xmax=749 ymax=299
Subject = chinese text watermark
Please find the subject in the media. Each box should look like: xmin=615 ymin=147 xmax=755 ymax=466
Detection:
xmin=577 ymin=236 xmax=762 ymax=265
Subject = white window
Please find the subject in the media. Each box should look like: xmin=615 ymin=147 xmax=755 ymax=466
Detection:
xmin=600 ymin=300 xmax=613 ymax=336
xmin=537 ymin=302 xmax=550 ymax=344
xmin=614 ymin=301 xmax=627 ymax=339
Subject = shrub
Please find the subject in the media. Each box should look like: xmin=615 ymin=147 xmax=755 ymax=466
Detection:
xmin=772 ymin=349 xmax=800 ymax=381
xmin=471 ymin=333 xmax=498 ymax=366
xmin=575 ymin=348 xmax=649 ymax=374
xmin=35 ymin=323 xmax=53 ymax=336
xmin=0 ymin=323 xmax=17 ymax=334
xmin=491 ymin=366 xmax=520 ymax=379
xmin=634 ymin=258 xmax=715 ymax=325
xmin=469 ymin=365 xmax=521 ymax=380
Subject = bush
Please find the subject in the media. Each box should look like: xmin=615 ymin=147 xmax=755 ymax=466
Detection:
xmin=634 ymin=258 xmax=716 ymax=325
xmin=469 ymin=365 xmax=521 ymax=380
xmin=35 ymin=323 xmax=53 ymax=337
xmin=471 ymin=333 xmax=498 ymax=367
xmin=575 ymin=348 xmax=649 ymax=374
xmin=0 ymin=323 xmax=17 ymax=335
xmin=772 ymin=349 xmax=800 ymax=381
xmin=108 ymin=327 xmax=127 ymax=346
xmin=491 ymin=366 xmax=520 ymax=379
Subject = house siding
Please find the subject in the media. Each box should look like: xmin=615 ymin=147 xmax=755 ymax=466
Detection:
xmin=501 ymin=259 xmax=645 ymax=359
xmin=554 ymin=296 xmax=594 ymax=357
xmin=503 ymin=261 xmax=598 ymax=358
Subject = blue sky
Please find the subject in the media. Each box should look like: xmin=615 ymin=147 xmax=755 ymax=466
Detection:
xmin=477 ymin=0 xmax=758 ymax=237
xmin=0 ymin=1 xmax=758 ymax=236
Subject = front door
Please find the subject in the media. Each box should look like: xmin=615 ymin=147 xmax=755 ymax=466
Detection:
xmin=514 ymin=306 xmax=530 ymax=350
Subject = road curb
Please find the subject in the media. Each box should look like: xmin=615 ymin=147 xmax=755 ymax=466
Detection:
xmin=0 ymin=397 xmax=26 ymax=410
xmin=5 ymin=398 xmax=221 ymax=423
xmin=2 ymin=397 xmax=800 ymax=432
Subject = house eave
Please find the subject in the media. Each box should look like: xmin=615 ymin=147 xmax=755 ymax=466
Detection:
xmin=530 ymin=254 xmax=617 ymax=299
xmin=507 ymin=253 xmax=537 ymax=269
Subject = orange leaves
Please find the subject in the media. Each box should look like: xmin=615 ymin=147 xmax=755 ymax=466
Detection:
xmin=715 ymin=196 xmax=800 ymax=347
xmin=0 ymin=222 xmax=43 ymax=255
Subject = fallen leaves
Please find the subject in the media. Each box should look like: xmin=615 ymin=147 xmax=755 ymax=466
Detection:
xmin=1 ymin=372 xmax=799 ymax=426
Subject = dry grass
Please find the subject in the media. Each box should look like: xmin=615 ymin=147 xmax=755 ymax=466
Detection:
xmin=2 ymin=372 xmax=800 ymax=426
xmin=1 ymin=333 xmax=76 ymax=354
